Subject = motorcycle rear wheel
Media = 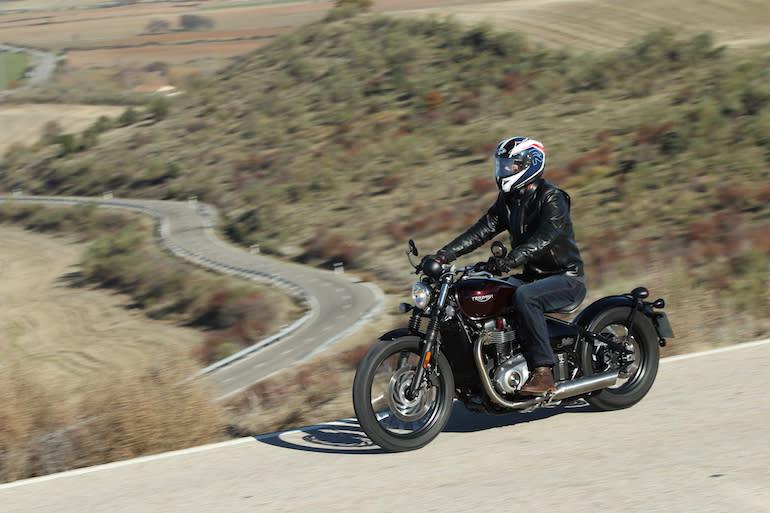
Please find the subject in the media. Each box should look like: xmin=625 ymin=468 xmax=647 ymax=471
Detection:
xmin=580 ymin=306 xmax=659 ymax=411
xmin=353 ymin=336 xmax=454 ymax=452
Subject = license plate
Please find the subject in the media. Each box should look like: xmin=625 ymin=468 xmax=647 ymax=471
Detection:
xmin=653 ymin=312 xmax=675 ymax=338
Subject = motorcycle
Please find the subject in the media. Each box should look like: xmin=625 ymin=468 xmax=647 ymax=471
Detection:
xmin=353 ymin=240 xmax=675 ymax=452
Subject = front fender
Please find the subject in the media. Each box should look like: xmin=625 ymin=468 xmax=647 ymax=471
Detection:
xmin=379 ymin=328 xmax=425 ymax=341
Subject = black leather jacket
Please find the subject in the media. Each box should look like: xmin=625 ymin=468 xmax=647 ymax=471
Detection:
xmin=441 ymin=179 xmax=584 ymax=278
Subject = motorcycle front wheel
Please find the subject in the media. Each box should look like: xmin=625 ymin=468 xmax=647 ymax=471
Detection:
xmin=352 ymin=336 xmax=454 ymax=452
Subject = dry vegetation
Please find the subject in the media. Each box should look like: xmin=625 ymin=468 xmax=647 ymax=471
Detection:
xmin=0 ymin=352 xmax=225 ymax=483
xmin=0 ymin=205 xmax=303 ymax=483
xmin=1 ymin=0 xmax=770 ymax=482
xmin=396 ymin=0 xmax=770 ymax=51
xmin=0 ymin=104 xmax=125 ymax=155
xmin=0 ymin=226 xmax=227 ymax=483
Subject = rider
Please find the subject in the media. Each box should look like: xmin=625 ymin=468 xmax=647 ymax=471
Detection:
xmin=427 ymin=137 xmax=586 ymax=395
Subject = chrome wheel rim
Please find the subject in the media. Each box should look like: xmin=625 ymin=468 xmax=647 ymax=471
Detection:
xmin=369 ymin=350 xmax=440 ymax=436
xmin=598 ymin=323 xmax=643 ymax=390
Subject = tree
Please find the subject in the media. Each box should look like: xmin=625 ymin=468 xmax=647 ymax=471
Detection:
xmin=118 ymin=107 xmax=138 ymax=126
xmin=148 ymin=97 xmax=169 ymax=122
xmin=179 ymin=15 xmax=215 ymax=31
xmin=145 ymin=19 xmax=171 ymax=34
xmin=335 ymin=0 xmax=373 ymax=7
xmin=325 ymin=0 xmax=372 ymax=21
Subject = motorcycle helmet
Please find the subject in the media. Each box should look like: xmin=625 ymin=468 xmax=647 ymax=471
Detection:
xmin=494 ymin=137 xmax=545 ymax=193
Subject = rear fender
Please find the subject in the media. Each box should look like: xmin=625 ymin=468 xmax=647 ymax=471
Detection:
xmin=573 ymin=295 xmax=636 ymax=330
xmin=575 ymin=294 xmax=669 ymax=341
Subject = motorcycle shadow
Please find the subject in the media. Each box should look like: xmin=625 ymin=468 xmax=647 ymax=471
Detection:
xmin=444 ymin=399 xmax=595 ymax=433
xmin=255 ymin=401 xmax=595 ymax=454
xmin=255 ymin=418 xmax=388 ymax=455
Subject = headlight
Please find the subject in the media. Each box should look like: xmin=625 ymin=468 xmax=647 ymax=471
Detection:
xmin=412 ymin=282 xmax=432 ymax=310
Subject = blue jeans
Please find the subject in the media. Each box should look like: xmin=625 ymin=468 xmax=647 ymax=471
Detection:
xmin=507 ymin=275 xmax=586 ymax=368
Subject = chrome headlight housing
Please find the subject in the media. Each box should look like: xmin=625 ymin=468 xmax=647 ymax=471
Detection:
xmin=411 ymin=281 xmax=432 ymax=310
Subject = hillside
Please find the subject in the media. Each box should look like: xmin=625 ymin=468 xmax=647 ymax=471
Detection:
xmin=398 ymin=0 xmax=770 ymax=51
xmin=2 ymin=11 xmax=769 ymax=348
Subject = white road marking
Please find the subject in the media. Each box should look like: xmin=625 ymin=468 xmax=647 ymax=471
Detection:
xmin=0 ymin=438 xmax=256 ymax=490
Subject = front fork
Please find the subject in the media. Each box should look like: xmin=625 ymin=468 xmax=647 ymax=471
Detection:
xmin=406 ymin=275 xmax=452 ymax=401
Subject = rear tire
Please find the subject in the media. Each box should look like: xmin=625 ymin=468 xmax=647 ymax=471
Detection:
xmin=580 ymin=306 xmax=659 ymax=411
xmin=352 ymin=336 xmax=454 ymax=452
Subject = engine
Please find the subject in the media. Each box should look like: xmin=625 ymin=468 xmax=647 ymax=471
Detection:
xmin=479 ymin=318 xmax=531 ymax=396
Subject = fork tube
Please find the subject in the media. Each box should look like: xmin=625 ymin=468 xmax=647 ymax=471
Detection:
xmin=407 ymin=276 xmax=451 ymax=400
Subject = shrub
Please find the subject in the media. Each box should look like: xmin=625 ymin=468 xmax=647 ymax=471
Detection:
xmin=179 ymin=15 xmax=215 ymax=31
xmin=335 ymin=0 xmax=373 ymax=7
xmin=148 ymin=97 xmax=170 ymax=121
xmin=145 ymin=19 xmax=170 ymax=34
xmin=741 ymin=84 xmax=770 ymax=116
xmin=118 ymin=107 xmax=139 ymax=126
xmin=53 ymin=134 xmax=77 ymax=156
xmin=325 ymin=0 xmax=372 ymax=21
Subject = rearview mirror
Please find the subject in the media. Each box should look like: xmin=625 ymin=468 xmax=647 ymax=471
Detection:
xmin=408 ymin=239 xmax=419 ymax=256
xmin=491 ymin=241 xmax=508 ymax=258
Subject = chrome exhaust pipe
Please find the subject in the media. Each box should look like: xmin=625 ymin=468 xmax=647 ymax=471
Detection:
xmin=473 ymin=340 xmax=619 ymax=409
xmin=473 ymin=339 xmax=541 ymax=410
xmin=551 ymin=370 xmax=619 ymax=400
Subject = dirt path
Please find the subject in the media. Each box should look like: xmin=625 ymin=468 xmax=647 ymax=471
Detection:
xmin=0 ymin=226 xmax=203 ymax=391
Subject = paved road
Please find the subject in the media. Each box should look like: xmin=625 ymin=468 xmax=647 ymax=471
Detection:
xmin=1 ymin=340 xmax=768 ymax=512
xmin=0 ymin=195 xmax=383 ymax=398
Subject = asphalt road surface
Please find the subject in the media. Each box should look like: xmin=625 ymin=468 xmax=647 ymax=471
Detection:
xmin=2 ymin=340 xmax=768 ymax=513
xmin=0 ymin=196 xmax=383 ymax=398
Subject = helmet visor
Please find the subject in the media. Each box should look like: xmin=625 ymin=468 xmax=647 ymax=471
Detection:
xmin=495 ymin=157 xmax=529 ymax=181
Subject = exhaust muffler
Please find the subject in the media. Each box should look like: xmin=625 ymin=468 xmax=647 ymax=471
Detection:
xmin=473 ymin=340 xmax=619 ymax=409
xmin=551 ymin=370 xmax=619 ymax=400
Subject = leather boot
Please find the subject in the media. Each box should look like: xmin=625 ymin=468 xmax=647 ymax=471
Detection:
xmin=519 ymin=366 xmax=556 ymax=396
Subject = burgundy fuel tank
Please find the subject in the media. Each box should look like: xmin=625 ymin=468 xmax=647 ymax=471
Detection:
xmin=454 ymin=278 xmax=518 ymax=320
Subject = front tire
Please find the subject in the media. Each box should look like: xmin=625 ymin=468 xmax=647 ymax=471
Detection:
xmin=352 ymin=336 xmax=454 ymax=452
xmin=580 ymin=306 xmax=659 ymax=411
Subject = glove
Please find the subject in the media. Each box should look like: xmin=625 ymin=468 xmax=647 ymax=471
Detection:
xmin=485 ymin=256 xmax=511 ymax=276
xmin=420 ymin=249 xmax=454 ymax=268
xmin=477 ymin=255 xmax=523 ymax=276
xmin=435 ymin=249 xmax=456 ymax=264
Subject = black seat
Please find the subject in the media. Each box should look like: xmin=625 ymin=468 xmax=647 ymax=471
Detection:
xmin=548 ymin=298 xmax=583 ymax=315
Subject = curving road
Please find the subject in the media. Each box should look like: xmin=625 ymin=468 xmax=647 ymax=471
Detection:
xmin=0 ymin=195 xmax=383 ymax=399
xmin=1 ymin=339 xmax=768 ymax=512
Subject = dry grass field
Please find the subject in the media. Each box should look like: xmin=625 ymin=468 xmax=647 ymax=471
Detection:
xmin=396 ymin=0 xmax=770 ymax=50
xmin=2 ymin=0 xmax=768 ymax=85
xmin=0 ymin=227 xmax=224 ymax=482
xmin=2 ymin=0 xmax=768 ymax=153
xmin=0 ymin=103 xmax=124 ymax=155
xmin=0 ymin=226 xmax=205 ymax=393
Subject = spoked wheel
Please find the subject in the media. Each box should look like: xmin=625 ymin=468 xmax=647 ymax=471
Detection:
xmin=580 ymin=306 xmax=659 ymax=410
xmin=352 ymin=336 xmax=454 ymax=452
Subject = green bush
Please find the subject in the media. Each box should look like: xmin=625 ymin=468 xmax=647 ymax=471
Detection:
xmin=148 ymin=97 xmax=170 ymax=121
xmin=118 ymin=107 xmax=139 ymax=126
